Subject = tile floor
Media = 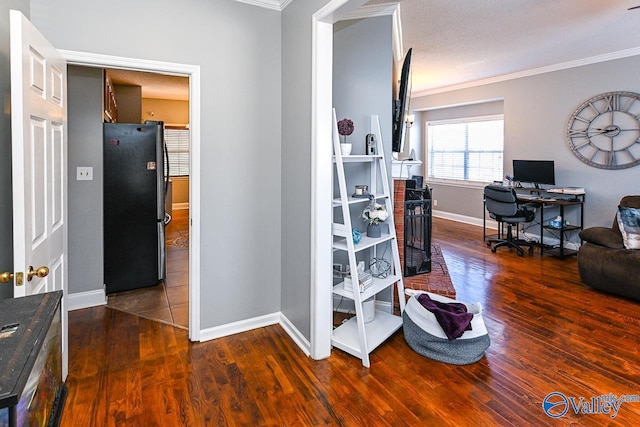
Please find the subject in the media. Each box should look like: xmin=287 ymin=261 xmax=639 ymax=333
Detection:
xmin=106 ymin=209 xmax=189 ymax=329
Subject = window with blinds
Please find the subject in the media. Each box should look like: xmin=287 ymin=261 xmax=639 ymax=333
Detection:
xmin=426 ymin=115 xmax=504 ymax=183
xmin=164 ymin=128 xmax=190 ymax=177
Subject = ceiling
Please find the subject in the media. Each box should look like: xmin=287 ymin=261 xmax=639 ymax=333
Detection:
xmin=107 ymin=68 xmax=189 ymax=101
xmin=364 ymin=0 xmax=640 ymax=96
xmin=106 ymin=1 xmax=640 ymax=100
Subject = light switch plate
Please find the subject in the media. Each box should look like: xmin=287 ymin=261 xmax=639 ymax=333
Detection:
xmin=77 ymin=166 xmax=93 ymax=181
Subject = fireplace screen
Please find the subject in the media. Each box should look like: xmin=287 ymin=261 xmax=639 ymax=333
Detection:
xmin=403 ymin=187 xmax=432 ymax=277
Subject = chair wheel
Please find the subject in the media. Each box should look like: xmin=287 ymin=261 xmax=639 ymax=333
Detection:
xmin=517 ymin=250 xmax=524 ymax=257
xmin=491 ymin=247 xmax=497 ymax=253
xmin=487 ymin=241 xmax=492 ymax=247
xmin=529 ymin=246 xmax=534 ymax=254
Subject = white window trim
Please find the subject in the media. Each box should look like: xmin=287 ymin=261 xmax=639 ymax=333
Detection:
xmin=424 ymin=114 xmax=504 ymax=188
xmin=426 ymin=114 xmax=504 ymax=127
xmin=425 ymin=177 xmax=492 ymax=190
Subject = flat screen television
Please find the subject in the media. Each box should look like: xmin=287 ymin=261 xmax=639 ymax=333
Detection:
xmin=512 ymin=160 xmax=555 ymax=188
xmin=392 ymin=48 xmax=412 ymax=153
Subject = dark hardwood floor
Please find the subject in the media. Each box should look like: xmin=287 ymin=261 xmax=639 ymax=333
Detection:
xmin=61 ymin=217 xmax=640 ymax=426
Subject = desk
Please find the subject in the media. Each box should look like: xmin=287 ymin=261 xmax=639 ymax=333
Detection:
xmin=483 ymin=188 xmax=585 ymax=258
xmin=516 ymin=191 xmax=585 ymax=258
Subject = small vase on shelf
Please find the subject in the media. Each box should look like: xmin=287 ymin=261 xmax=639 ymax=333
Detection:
xmin=337 ymin=118 xmax=354 ymax=156
xmin=340 ymin=142 xmax=352 ymax=155
xmin=367 ymin=222 xmax=381 ymax=238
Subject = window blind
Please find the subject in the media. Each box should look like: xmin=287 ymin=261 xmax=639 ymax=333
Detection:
xmin=164 ymin=129 xmax=190 ymax=177
xmin=427 ymin=116 xmax=504 ymax=183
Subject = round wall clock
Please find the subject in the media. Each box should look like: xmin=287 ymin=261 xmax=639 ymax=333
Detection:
xmin=566 ymin=91 xmax=640 ymax=169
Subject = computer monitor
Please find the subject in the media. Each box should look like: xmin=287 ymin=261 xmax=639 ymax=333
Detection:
xmin=512 ymin=160 xmax=555 ymax=189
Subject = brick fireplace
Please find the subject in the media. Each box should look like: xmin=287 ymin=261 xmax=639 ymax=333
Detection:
xmin=393 ymin=180 xmax=456 ymax=298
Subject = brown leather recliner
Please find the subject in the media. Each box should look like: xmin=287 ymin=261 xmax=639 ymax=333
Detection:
xmin=577 ymin=195 xmax=640 ymax=301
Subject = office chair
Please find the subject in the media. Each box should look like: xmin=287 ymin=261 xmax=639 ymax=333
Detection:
xmin=483 ymin=185 xmax=536 ymax=256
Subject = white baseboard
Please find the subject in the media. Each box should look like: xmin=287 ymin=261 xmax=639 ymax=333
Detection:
xmin=68 ymin=289 xmax=107 ymax=311
xmin=433 ymin=209 xmax=486 ymax=228
xmin=198 ymin=312 xmax=280 ymax=342
xmin=433 ymin=209 xmax=581 ymax=250
xmin=279 ymin=313 xmax=311 ymax=356
xmin=198 ymin=311 xmax=311 ymax=357
xmin=378 ymin=299 xmax=393 ymax=311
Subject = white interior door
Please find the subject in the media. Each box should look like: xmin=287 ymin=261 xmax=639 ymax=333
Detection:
xmin=10 ymin=9 xmax=68 ymax=379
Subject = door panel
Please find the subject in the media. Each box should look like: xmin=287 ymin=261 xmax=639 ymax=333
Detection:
xmin=31 ymin=117 xmax=47 ymax=250
xmin=52 ymin=123 xmax=64 ymax=228
xmin=10 ymin=9 xmax=68 ymax=379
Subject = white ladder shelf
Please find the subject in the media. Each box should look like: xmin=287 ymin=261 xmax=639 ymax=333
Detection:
xmin=331 ymin=110 xmax=405 ymax=367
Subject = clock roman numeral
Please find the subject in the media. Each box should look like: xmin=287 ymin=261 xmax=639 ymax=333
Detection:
xmin=625 ymin=147 xmax=636 ymax=161
xmin=606 ymin=150 xmax=616 ymax=166
xmin=621 ymin=96 xmax=636 ymax=113
xmin=574 ymin=140 xmax=594 ymax=150
xmin=588 ymin=102 xmax=600 ymax=116
xmin=604 ymin=94 xmax=619 ymax=111
xmin=568 ymin=128 xmax=588 ymax=138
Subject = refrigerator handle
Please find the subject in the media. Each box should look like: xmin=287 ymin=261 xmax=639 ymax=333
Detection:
xmin=158 ymin=221 xmax=166 ymax=280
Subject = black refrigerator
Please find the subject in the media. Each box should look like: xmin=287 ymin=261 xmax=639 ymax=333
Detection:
xmin=104 ymin=122 xmax=167 ymax=294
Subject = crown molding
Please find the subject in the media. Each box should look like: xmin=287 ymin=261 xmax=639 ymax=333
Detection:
xmin=413 ymin=46 xmax=640 ymax=97
xmin=234 ymin=0 xmax=294 ymax=11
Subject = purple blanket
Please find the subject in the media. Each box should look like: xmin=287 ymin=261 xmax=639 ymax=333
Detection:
xmin=417 ymin=294 xmax=473 ymax=340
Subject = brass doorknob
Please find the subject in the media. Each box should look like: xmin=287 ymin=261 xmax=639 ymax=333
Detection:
xmin=27 ymin=266 xmax=49 ymax=282
xmin=0 ymin=271 xmax=13 ymax=283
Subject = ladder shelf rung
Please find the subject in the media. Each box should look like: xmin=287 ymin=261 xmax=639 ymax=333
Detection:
xmin=331 ymin=311 xmax=403 ymax=359
xmin=332 ymin=274 xmax=402 ymax=301
xmin=332 ymin=233 xmax=395 ymax=252
xmin=333 ymin=154 xmax=383 ymax=163
xmin=332 ymin=193 xmax=389 ymax=207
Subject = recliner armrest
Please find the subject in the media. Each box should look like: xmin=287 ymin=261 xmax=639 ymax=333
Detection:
xmin=579 ymin=227 xmax=624 ymax=249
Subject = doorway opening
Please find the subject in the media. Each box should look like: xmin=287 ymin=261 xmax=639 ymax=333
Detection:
xmin=98 ymin=68 xmax=191 ymax=329
xmin=64 ymin=50 xmax=202 ymax=340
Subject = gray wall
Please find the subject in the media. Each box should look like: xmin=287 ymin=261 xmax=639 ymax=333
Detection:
xmin=30 ymin=0 xmax=282 ymax=328
xmin=281 ymin=0 xmax=334 ymax=340
xmin=281 ymin=0 xmax=318 ymax=341
xmin=0 ymin=1 xmax=30 ymax=300
xmin=67 ymin=65 xmax=103 ymax=295
xmin=413 ymin=56 xmax=640 ymax=229
xmin=333 ymin=17 xmax=392 ymax=159
xmin=281 ymin=0 xmax=367 ymax=342
xmin=332 ymin=16 xmax=393 ymax=298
